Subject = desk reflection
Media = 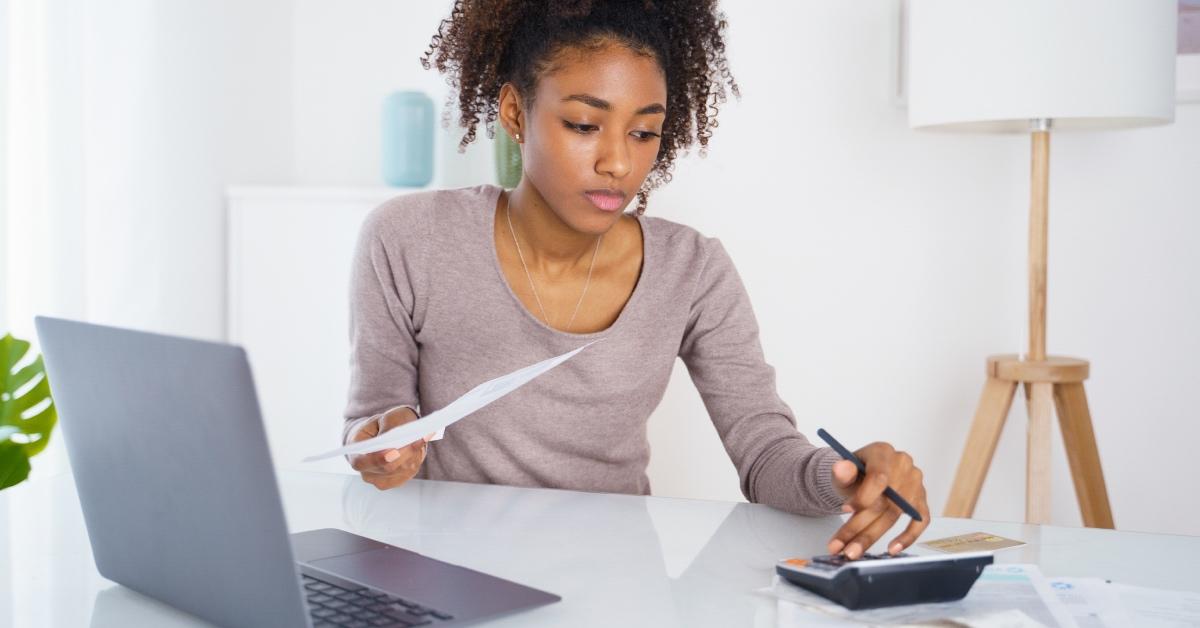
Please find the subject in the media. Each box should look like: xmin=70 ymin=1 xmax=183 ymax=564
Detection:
xmin=88 ymin=474 xmax=846 ymax=627
xmin=336 ymin=476 xmax=844 ymax=626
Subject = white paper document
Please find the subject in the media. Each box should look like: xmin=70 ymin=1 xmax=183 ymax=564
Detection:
xmin=1050 ymin=577 xmax=1200 ymax=628
xmin=1112 ymin=583 xmax=1200 ymax=628
xmin=1047 ymin=578 xmax=1132 ymax=628
xmin=303 ymin=340 xmax=601 ymax=462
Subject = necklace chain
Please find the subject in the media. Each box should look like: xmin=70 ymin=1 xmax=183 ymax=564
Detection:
xmin=504 ymin=193 xmax=602 ymax=332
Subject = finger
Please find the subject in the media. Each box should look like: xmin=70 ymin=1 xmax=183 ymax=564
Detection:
xmin=355 ymin=451 xmax=408 ymax=477
xmin=827 ymin=471 xmax=891 ymax=553
xmin=370 ymin=448 xmax=405 ymax=470
xmin=353 ymin=438 xmax=421 ymax=474
xmin=848 ymin=470 xmax=890 ymax=511
xmin=845 ymin=505 xmax=902 ymax=559
xmin=883 ymin=466 xmax=928 ymax=553
xmin=350 ymin=454 xmax=382 ymax=474
xmin=887 ymin=489 xmax=932 ymax=554
xmin=349 ymin=447 xmax=396 ymax=472
xmin=351 ymin=430 xmax=378 ymax=445
xmin=408 ymin=440 xmax=429 ymax=471
xmin=894 ymin=450 xmax=914 ymax=473
xmin=390 ymin=439 xmax=428 ymax=472
xmin=831 ymin=460 xmax=860 ymax=493
xmin=349 ymin=412 xmax=386 ymax=438
xmin=351 ymin=409 xmax=412 ymax=444
xmin=828 ymin=490 xmax=890 ymax=554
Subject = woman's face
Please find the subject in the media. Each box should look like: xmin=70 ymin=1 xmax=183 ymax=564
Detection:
xmin=516 ymin=42 xmax=667 ymax=234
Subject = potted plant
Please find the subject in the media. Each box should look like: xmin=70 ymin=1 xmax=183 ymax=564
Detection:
xmin=1 ymin=333 xmax=57 ymax=490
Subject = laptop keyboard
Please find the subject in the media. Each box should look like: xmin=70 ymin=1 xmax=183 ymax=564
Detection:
xmin=302 ymin=574 xmax=454 ymax=627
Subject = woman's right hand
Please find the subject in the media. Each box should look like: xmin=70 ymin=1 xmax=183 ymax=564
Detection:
xmin=347 ymin=406 xmax=428 ymax=490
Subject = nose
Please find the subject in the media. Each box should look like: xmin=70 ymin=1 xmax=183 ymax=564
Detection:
xmin=594 ymin=128 xmax=632 ymax=180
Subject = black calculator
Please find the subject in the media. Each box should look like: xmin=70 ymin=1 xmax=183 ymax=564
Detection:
xmin=775 ymin=551 xmax=993 ymax=610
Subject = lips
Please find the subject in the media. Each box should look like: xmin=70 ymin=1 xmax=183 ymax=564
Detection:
xmin=584 ymin=189 xmax=626 ymax=212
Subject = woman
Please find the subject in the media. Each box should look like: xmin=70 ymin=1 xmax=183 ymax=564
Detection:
xmin=342 ymin=0 xmax=930 ymax=560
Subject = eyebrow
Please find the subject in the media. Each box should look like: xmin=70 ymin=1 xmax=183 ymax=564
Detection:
xmin=561 ymin=93 xmax=665 ymax=115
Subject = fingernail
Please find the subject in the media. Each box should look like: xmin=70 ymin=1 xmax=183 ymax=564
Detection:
xmin=841 ymin=504 xmax=853 ymax=513
xmin=845 ymin=543 xmax=861 ymax=559
xmin=890 ymin=542 xmax=903 ymax=555
xmin=384 ymin=450 xmax=400 ymax=462
xmin=828 ymin=539 xmax=844 ymax=554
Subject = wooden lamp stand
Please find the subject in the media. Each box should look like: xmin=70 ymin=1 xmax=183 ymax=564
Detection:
xmin=943 ymin=121 xmax=1114 ymax=528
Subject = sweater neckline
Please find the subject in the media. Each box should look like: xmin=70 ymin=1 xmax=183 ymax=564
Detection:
xmin=483 ymin=184 xmax=650 ymax=340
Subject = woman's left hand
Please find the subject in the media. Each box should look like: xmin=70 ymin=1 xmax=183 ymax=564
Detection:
xmin=827 ymin=442 xmax=930 ymax=559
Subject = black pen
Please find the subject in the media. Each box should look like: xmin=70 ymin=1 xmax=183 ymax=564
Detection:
xmin=817 ymin=428 xmax=923 ymax=522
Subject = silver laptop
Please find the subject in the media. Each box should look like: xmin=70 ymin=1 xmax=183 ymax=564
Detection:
xmin=35 ymin=316 xmax=560 ymax=628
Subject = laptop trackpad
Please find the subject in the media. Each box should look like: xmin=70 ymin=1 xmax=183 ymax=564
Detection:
xmin=308 ymin=547 xmax=559 ymax=618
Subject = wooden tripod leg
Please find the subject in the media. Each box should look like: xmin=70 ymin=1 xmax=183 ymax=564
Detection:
xmin=1053 ymin=383 xmax=1114 ymax=528
xmin=1025 ymin=382 xmax=1054 ymax=524
xmin=945 ymin=377 xmax=1017 ymax=517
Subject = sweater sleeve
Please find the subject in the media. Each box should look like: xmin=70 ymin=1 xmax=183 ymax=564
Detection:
xmin=342 ymin=205 xmax=425 ymax=445
xmin=678 ymin=238 xmax=844 ymax=516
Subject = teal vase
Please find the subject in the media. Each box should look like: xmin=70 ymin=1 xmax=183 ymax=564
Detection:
xmin=381 ymin=91 xmax=434 ymax=187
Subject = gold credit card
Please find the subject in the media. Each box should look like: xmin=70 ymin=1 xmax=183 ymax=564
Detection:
xmin=918 ymin=532 xmax=1025 ymax=553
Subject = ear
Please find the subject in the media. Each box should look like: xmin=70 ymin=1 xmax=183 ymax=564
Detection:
xmin=497 ymin=82 xmax=526 ymax=141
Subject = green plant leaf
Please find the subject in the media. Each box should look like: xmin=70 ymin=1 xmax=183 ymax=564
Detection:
xmin=0 ymin=333 xmax=58 ymax=481
xmin=0 ymin=441 xmax=31 ymax=490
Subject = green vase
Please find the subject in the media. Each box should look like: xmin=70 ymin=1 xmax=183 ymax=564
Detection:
xmin=494 ymin=131 xmax=523 ymax=188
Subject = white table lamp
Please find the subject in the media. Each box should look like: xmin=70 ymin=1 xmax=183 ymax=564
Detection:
xmin=907 ymin=0 xmax=1177 ymax=527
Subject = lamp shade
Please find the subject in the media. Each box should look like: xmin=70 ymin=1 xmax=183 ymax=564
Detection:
xmin=908 ymin=0 xmax=1177 ymax=132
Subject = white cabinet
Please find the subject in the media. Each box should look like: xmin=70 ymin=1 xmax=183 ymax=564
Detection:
xmin=226 ymin=186 xmax=422 ymax=474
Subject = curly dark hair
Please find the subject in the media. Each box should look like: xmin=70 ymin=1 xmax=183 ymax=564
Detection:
xmin=420 ymin=0 xmax=740 ymax=214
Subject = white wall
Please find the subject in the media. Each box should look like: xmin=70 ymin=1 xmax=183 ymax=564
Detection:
xmin=290 ymin=0 xmax=495 ymax=189
xmin=3 ymin=0 xmax=294 ymax=341
xmin=78 ymin=0 xmax=295 ymax=340
xmin=16 ymin=0 xmax=1198 ymax=536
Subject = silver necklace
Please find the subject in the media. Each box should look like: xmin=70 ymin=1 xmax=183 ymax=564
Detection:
xmin=504 ymin=195 xmax=602 ymax=332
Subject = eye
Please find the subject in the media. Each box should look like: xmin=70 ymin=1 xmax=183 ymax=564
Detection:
xmin=632 ymin=130 xmax=661 ymax=142
xmin=563 ymin=120 xmax=598 ymax=134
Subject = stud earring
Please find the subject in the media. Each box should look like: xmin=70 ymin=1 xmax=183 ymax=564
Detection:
xmin=514 ymin=132 xmax=522 ymax=143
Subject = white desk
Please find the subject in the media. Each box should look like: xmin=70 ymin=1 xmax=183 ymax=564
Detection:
xmin=1 ymin=471 xmax=1197 ymax=627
